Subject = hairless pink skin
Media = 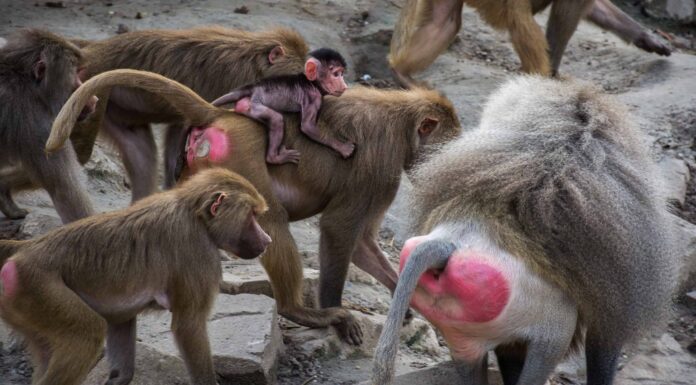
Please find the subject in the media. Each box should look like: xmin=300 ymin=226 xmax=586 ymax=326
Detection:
xmin=186 ymin=126 xmax=232 ymax=173
xmin=399 ymin=237 xmax=510 ymax=324
xmin=0 ymin=261 xmax=19 ymax=299
xmin=235 ymin=97 xmax=251 ymax=113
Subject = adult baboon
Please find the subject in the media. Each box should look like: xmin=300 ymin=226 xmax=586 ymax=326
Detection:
xmin=0 ymin=29 xmax=97 ymax=223
xmin=390 ymin=0 xmax=672 ymax=85
xmin=371 ymin=76 xmax=677 ymax=385
xmin=47 ymin=69 xmax=462 ymax=344
xmin=71 ymin=26 xmax=309 ymax=199
xmin=0 ymin=168 xmax=270 ymax=385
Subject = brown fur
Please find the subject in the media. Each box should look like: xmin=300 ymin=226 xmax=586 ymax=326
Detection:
xmin=0 ymin=168 xmax=269 ymax=385
xmin=0 ymin=28 xmax=97 ymax=223
xmin=68 ymin=26 xmax=309 ymax=198
xmin=389 ymin=0 xmax=670 ymax=85
xmin=47 ymin=69 xmax=462 ymax=344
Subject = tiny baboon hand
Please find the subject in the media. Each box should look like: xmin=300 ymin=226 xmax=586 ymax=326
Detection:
xmin=338 ymin=142 xmax=356 ymax=159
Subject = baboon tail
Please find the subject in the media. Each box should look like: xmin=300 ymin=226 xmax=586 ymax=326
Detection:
xmin=0 ymin=240 xmax=29 ymax=265
xmin=370 ymin=239 xmax=456 ymax=385
xmin=46 ymin=69 xmax=223 ymax=153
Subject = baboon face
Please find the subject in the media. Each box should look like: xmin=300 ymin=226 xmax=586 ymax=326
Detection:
xmin=203 ymin=191 xmax=271 ymax=260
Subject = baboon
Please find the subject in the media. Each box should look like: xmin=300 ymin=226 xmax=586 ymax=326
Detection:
xmin=0 ymin=29 xmax=98 ymax=223
xmin=72 ymin=26 xmax=309 ymax=198
xmin=46 ymin=69 xmax=462 ymax=344
xmin=212 ymin=48 xmax=352 ymax=164
xmin=0 ymin=168 xmax=271 ymax=385
xmin=389 ymin=0 xmax=672 ymax=84
xmin=371 ymin=76 xmax=677 ymax=385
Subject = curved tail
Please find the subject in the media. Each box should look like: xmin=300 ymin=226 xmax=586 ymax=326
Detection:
xmin=46 ymin=69 xmax=222 ymax=153
xmin=371 ymin=239 xmax=456 ymax=385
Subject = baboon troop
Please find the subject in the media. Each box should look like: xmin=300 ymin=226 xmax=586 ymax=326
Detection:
xmin=0 ymin=2 xmax=683 ymax=384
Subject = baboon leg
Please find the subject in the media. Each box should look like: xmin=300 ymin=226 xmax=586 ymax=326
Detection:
xmin=515 ymin=338 xmax=569 ymax=384
xmin=171 ymin=311 xmax=216 ymax=385
xmin=454 ymin=354 xmax=489 ymax=385
xmin=495 ymin=343 xmax=527 ymax=385
xmin=0 ymin=166 xmax=31 ymax=219
xmin=104 ymin=318 xmax=136 ymax=385
xmin=24 ymin=335 xmax=51 ymax=380
xmin=389 ymin=0 xmax=465 ymax=83
xmin=585 ymin=328 xmax=622 ymax=385
xmin=507 ymin=6 xmax=551 ymax=75
xmin=247 ymin=103 xmax=300 ymax=165
xmin=546 ymin=0 xmax=595 ymax=75
xmin=103 ymin=107 xmax=157 ymax=202
xmin=24 ymin=145 xmax=94 ymax=223
xmin=259 ymin=207 xmax=362 ymax=344
xmin=351 ymin=234 xmax=398 ymax=292
xmin=25 ymin=279 xmax=106 ymax=385
xmin=163 ymin=123 xmax=189 ymax=189
xmin=585 ymin=0 xmax=671 ymax=56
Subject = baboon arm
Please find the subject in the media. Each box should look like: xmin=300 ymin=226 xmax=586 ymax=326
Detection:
xmin=172 ymin=312 xmax=217 ymax=385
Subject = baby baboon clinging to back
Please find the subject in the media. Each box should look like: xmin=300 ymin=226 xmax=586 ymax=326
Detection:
xmin=372 ymin=76 xmax=677 ymax=385
xmin=0 ymin=168 xmax=271 ymax=385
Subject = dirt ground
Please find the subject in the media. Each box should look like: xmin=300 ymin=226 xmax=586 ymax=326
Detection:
xmin=0 ymin=0 xmax=695 ymax=384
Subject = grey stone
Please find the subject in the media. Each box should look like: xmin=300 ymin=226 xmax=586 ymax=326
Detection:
xmin=616 ymin=333 xmax=696 ymax=385
xmin=658 ymin=157 xmax=690 ymax=205
xmin=87 ymin=294 xmax=282 ymax=385
xmin=84 ymin=343 xmax=190 ymax=385
xmin=0 ymin=37 xmax=6 ymax=48
xmin=283 ymin=311 xmax=445 ymax=360
xmin=221 ymin=260 xmax=319 ymax=305
xmin=643 ymin=0 xmax=696 ymax=23
xmin=359 ymin=361 xmax=504 ymax=385
xmin=673 ymin=216 xmax=696 ymax=292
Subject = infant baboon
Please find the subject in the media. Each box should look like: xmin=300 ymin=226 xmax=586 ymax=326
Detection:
xmin=213 ymin=47 xmax=352 ymax=164
xmin=372 ymin=76 xmax=677 ymax=385
xmin=0 ymin=168 xmax=271 ymax=385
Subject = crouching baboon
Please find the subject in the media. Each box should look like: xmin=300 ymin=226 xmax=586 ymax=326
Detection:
xmin=372 ymin=76 xmax=677 ymax=385
xmin=0 ymin=168 xmax=271 ymax=385
xmin=73 ymin=26 xmax=309 ymax=199
xmin=0 ymin=29 xmax=98 ymax=223
xmin=390 ymin=0 xmax=672 ymax=85
xmin=46 ymin=69 xmax=462 ymax=345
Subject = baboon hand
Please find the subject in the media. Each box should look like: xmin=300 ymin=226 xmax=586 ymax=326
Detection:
xmin=334 ymin=311 xmax=363 ymax=345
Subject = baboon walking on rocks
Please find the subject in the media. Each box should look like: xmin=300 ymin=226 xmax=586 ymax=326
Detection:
xmin=47 ymin=69 xmax=462 ymax=344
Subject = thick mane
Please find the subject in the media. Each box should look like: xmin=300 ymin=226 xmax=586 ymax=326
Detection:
xmin=410 ymin=76 xmax=676 ymax=342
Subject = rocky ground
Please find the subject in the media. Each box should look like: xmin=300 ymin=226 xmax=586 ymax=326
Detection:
xmin=1 ymin=0 xmax=695 ymax=384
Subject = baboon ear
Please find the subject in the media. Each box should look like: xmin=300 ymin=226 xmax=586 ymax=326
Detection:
xmin=418 ymin=117 xmax=439 ymax=137
xmin=305 ymin=58 xmax=319 ymax=81
xmin=209 ymin=192 xmax=228 ymax=217
xmin=268 ymin=45 xmax=285 ymax=64
xmin=33 ymin=59 xmax=46 ymax=81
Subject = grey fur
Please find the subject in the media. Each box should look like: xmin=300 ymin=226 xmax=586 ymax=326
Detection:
xmin=373 ymin=76 xmax=677 ymax=385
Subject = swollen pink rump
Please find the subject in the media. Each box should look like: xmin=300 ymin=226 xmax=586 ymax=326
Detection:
xmin=400 ymin=237 xmax=510 ymax=323
xmin=0 ymin=260 xmax=18 ymax=299
xmin=186 ymin=126 xmax=232 ymax=171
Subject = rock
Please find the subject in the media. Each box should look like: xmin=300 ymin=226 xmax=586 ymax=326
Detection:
xmin=686 ymin=290 xmax=696 ymax=306
xmin=642 ymin=0 xmax=696 ymax=23
xmin=283 ymin=311 xmax=445 ymax=360
xmin=616 ymin=333 xmax=696 ymax=384
xmin=359 ymin=361 xmax=504 ymax=385
xmin=87 ymin=294 xmax=282 ymax=385
xmin=673 ymin=216 xmax=696 ymax=292
xmin=85 ymin=343 xmax=190 ymax=385
xmin=221 ymin=260 xmax=319 ymax=306
xmin=658 ymin=157 xmax=690 ymax=205
xmin=0 ymin=37 xmax=6 ymax=48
